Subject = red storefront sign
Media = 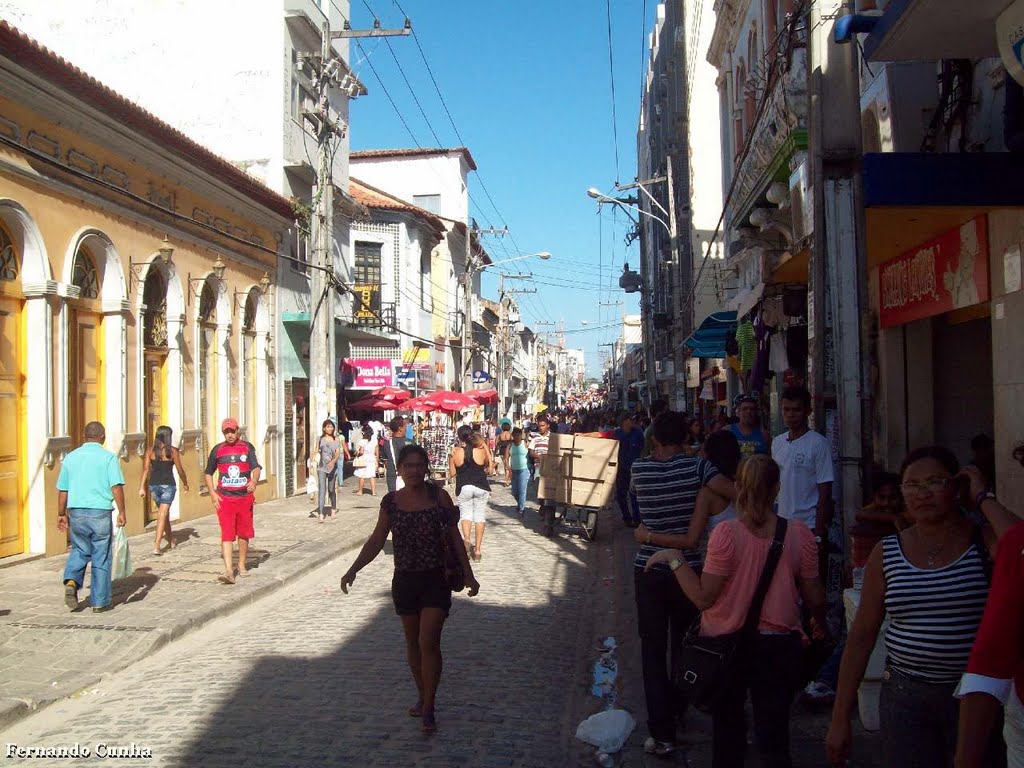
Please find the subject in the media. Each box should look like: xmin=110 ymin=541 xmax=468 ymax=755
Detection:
xmin=345 ymin=358 xmax=395 ymax=388
xmin=879 ymin=216 xmax=989 ymax=328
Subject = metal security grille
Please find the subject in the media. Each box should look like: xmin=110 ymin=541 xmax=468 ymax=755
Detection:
xmin=350 ymin=345 xmax=400 ymax=360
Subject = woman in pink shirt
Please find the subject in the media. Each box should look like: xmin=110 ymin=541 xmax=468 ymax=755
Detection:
xmin=647 ymin=454 xmax=825 ymax=767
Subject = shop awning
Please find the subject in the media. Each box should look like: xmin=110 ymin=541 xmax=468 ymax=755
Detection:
xmin=863 ymin=152 xmax=1024 ymax=270
xmin=683 ymin=311 xmax=737 ymax=359
xmin=863 ymin=0 xmax=1004 ymax=61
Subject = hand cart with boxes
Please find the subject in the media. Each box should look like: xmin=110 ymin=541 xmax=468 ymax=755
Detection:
xmin=537 ymin=433 xmax=619 ymax=541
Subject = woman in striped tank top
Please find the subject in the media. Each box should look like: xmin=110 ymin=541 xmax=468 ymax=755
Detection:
xmin=827 ymin=446 xmax=1016 ymax=768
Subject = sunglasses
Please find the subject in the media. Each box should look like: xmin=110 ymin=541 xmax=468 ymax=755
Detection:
xmin=223 ymin=428 xmax=238 ymax=435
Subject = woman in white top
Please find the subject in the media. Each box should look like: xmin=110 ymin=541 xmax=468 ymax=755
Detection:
xmin=352 ymin=424 xmax=378 ymax=497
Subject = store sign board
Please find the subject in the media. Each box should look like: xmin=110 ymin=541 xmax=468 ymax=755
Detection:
xmin=998 ymin=0 xmax=1024 ymax=87
xmin=878 ymin=216 xmax=989 ymax=329
xmin=346 ymin=358 xmax=395 ymax=388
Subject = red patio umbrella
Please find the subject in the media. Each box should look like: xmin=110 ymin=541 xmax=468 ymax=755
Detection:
xmin=428 ymin=390 xmax=479 ymax=412
xmin=468 ymin=388 xmax=498 ymax=405
xmin=406 ymin=390 xmax=478 ymax=413
xmin=348 ymin=396 xmax=409 ymax=411
xmin=370 ymin=386 xmax=411 ymax=401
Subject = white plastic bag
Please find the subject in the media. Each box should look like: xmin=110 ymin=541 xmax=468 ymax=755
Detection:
xmin=306 ymin=474 xmax=317 ymax=500
xmin=574 ymin=709 xmax=636 ymax=754
xmin=111 ymin=526 xmax=132 ymax=581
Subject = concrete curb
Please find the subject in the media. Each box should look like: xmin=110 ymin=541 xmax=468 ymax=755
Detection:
xmin=0 ymin=535 xmax=363 ymax=731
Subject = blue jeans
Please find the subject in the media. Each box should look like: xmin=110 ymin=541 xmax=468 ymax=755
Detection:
xmin=63 ymin=508 xmax=113 ymax=608
xmin=511 ymin=469 xmax=529 ymax=512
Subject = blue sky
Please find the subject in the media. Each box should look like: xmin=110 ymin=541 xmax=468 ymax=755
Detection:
xmin=346 ymin=0 xmax=658 ymax=378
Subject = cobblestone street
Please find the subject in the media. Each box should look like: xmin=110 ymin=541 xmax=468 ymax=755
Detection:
xmin=2 ymin=481 xmax=607 ymax=767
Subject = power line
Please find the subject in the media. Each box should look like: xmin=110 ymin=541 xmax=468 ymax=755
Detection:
xmin=605 ymin=0 xmax=621 ymax=183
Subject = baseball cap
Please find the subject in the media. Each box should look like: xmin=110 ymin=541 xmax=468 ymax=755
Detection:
xmin=221 ymin=417 xmax=239 ymax=432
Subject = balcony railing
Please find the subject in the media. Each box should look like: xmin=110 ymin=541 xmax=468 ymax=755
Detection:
xmin=352 ymin=301 xmax=397 ymax=332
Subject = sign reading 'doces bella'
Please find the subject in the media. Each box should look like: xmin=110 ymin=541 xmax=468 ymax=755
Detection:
xmin=346 ymin=358 xmax=395 ymax=388
xmin=879 ymin=216 xmax=990 ymax=329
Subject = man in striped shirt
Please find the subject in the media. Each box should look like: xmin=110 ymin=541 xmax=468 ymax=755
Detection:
xmin=630 ymin=410 xmax=736 ymax=756
xmin=204 ymin=417 xmax=261 ymax=585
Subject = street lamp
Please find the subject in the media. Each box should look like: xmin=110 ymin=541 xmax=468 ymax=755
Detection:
xmin=589 ymin=164 xmax=681 ymax=411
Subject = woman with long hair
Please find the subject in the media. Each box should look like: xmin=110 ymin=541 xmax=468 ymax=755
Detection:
xmin=352 ymin=424 xmax=378 ymax=497
xmin=826 ymin=446 xmax=1015 ymax=768
xmin=448 ymin=425 xmax=492 ymax=561
xmin=686 ymin=417 xmax=707 ymax=457
xmin=340 ymin=444 xmax=479 ymax=733
xmin=315 ymin=419 xmax=346 ymax=522
xmin=138 ymin=425 xmax=189 ymax=555
xmin=497 ymin=421 xmax=513 ymax=482
xmin=647 ymin=454 xmax=826 ymax=767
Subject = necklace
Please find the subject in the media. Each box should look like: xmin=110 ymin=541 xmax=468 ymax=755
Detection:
xmin=914 ymin=526 xmax=952 ymax=567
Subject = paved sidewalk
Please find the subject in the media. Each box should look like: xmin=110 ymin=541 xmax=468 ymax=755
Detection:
xmin=0 ymin=478 xmax=383 ymax=729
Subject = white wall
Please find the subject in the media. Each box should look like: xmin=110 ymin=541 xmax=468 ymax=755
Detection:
xmin=687 ymin=0 xmax=727 ymax=327
xmin=350 ymin=154 xmax=470 ymax=222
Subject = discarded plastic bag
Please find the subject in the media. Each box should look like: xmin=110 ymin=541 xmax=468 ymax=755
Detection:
xmin=111 ymin=525 xmax=132 ymax=581
xmin=575 ymin=709 xmax=635 ymax=754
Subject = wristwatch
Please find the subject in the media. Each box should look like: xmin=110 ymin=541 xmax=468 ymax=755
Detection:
xmin=976 ymin=491 xmax=997 ymax=509
xmin=669 ymin=558 xmax=683 ymax=571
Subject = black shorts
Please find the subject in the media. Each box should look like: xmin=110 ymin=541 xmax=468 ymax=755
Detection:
xmin=391 ymin=568 xmax=452 ymax=617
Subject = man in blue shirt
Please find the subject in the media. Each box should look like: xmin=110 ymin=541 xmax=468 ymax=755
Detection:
xmin=614 ymin=412 xmax=646 ymax=527
xmin=57 ymin=421 xmax=126 ymax=612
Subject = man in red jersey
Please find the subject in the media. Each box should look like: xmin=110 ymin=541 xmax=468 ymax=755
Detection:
xmin=204 ymin=417 xmax=261 ymax=584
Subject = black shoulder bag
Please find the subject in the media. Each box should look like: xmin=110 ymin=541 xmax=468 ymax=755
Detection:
xmin=674 ymin=517 xmax=789 ymax=713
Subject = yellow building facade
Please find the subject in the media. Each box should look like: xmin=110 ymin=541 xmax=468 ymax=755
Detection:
xmin=0 ymin=23 xmax=291 ymax=559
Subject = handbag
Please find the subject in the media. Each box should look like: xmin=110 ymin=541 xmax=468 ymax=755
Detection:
xmin=352 ymin=446 xmax=370 ymax=469
xmin=674 ymin=517 xmax=788 ymax=713
xmin=438 ymin=509 xmax=466 ymax=592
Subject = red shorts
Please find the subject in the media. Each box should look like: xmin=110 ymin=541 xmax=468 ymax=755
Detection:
xmin=217 ymin=495 xmax=254 ymax=541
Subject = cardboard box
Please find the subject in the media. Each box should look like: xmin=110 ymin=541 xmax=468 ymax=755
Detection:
xmin=537 ymin=434 xmax=619 ymax=508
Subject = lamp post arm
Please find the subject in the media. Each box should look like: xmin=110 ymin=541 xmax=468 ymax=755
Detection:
xmin=635 ymin=182 xmax=671 ymax=221
xmin=601 ymin=198 xmax=670 ymax=236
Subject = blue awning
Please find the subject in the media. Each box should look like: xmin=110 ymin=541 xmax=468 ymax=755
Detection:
xmin=683 ymin=311 xmax=737 ymax=359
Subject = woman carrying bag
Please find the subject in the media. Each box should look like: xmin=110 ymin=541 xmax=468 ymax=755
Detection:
xmin=646 ymin=454 xmax=826 ymax=768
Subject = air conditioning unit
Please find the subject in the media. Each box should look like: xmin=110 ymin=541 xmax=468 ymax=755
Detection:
xmin=790 ymin=160 xmax=813 ymax=241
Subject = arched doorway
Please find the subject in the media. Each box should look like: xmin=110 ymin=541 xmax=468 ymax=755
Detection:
xmin=197 ymin=279 xmax=220 ymax=463
xmin=242 ymin=291 xmax=258 ymax=438
xmin=68 ymin=242 xmax=103 ymax=444
xmin=0 ymin=221 xmax=25 ymax=557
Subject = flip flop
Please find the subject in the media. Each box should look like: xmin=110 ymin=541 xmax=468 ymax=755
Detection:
xmin=408 ymin=700 xmax=423 ymax=717
xmin=421 ymin=711 xmax=437 ymax=733
xmin=218 ymin=573 xmax=236 ymax=585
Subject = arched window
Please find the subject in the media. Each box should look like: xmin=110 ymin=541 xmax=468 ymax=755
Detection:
xmin=863 ymin=108 xmax=882 ymax=153
xmin=72 ymin=245 xmax=100 ymax=299
xmin=199 ymin=281 xmax=217 ymax=325
xmin=243 ymin=292 xmax=258 ymax=334
xmin=142 ymin=268 xmax=167 ymax=348
xmin=0 ymin=223 xmax=18 ymax=282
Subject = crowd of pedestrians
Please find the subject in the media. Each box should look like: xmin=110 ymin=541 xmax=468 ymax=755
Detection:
xmin=48 ymin=392 xmax=1024 ymax=764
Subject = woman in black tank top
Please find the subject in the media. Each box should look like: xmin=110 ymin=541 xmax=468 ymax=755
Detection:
xmin=139 ymin=425 xmax=190 ymax=555
xmin=448 ymin=426 xmax=492 ymax=561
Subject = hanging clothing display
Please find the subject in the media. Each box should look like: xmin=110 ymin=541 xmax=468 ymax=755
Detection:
xmin=750 ymin=313 xmax=770 ymax=393
xmin=770 ymin=331 xmax=790 ymax=373
xmin=421 ymin=426 xmax=455 ymax=479
xmin=736 ymin=320 xmax=756 ymax=371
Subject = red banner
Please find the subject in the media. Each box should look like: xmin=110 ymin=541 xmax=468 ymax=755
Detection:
xmin=879 ymin=216 xmax=989 ymax=328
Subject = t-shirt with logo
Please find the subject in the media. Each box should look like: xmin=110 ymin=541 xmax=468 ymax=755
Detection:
xmin=205 ymin=441 xmax=261 ymax=497
xmin=771 ymin=429 xmax=834 ymax=528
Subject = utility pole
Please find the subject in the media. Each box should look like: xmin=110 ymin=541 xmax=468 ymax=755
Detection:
xmin=809 ymin=0 xmax=869 ymax=632
xmin=305 ymin=21 xmax=345 ymax=441
xmin=461 ymin=225 xmax=506 ymax=391
xmin=495 ymin=274 xmax=535 ymax=417
xmin=303 ymin=16 xmax=408 ymax=431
